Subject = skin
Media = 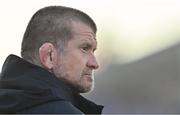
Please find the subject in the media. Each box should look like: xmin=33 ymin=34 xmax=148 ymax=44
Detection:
xmin=39 ymin=21 xmax=99 ymax=93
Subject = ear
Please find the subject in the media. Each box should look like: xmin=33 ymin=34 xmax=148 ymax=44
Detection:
xmin=38 ymin=43 xmax=57 ymax=70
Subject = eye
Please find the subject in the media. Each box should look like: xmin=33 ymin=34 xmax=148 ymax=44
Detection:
xmin=80 ymin=44 xmax=91 ymax=53
xmin=93 ymin=48 xmax=97 ymax=53
xmin=81 ymin=46 xmax=90 ymax=52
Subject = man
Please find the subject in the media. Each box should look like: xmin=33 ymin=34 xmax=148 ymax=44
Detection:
xmin=0 ymin=6 xmax=103 ymax=114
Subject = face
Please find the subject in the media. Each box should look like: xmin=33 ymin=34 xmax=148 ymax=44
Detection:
xmin=53 ymin=21 xmax=99 ymax=93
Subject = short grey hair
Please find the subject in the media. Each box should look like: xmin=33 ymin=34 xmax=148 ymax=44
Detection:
xmin=21 ymin=6 xmax=97 ymax=65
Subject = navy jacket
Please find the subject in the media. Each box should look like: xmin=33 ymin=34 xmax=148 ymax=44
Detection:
xmin=0 ymin=55 xmax=103 ymax=114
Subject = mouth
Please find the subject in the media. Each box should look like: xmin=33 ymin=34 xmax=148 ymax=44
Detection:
xmin=84 ymin=73 xmax=92 ymax=75
xmin=82 ymin=73 xmax=93 ymax=81
xmin=82 ymin=71 xmax=92 ymax=76
xmin=83 ymin=74 xmax=92 ymax=78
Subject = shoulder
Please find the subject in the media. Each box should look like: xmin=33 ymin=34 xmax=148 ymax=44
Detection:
xmin=17 ymin=100 xmax=83 ymax=114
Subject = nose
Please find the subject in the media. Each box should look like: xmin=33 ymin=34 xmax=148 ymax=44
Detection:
xmin=86 ymin=54 xmax=99 ymax=69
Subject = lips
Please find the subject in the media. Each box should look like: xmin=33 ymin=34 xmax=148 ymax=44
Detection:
xmin=82 ymin=70 xmax=92 ymax=76
xmin=83 ymin=74 xmax=92 ymax=78
xmin=84 ymin=73 xmax=92 ymax=76
xmin=84 ymin=75 xmax=93 ymax=82
xmin=81 ymin=73 xmax=93 ymax=82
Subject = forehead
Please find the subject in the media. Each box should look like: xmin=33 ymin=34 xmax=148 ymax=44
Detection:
xmin=71 ymin=21 xmax=97 ymax=41
xmin=71 ymin=21 xmax=95 ymax=35
xmin=74 ymin=32 xmax=96 ymax=41
xmin=71 ymin=20 xmax=94 ymax=31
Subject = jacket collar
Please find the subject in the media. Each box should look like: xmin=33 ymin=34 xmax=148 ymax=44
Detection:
xmin=0 ymin=54 xmax=103 ymax=114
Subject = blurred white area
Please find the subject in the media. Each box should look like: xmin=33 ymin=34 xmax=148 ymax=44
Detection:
xmin=97 ymin=0 xmax=180 ymax=64
xmin=0 ymin=0 xmax=179 ymax=69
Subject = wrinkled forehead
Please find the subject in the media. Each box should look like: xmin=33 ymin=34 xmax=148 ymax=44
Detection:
xmin=71 ymin=21 xmax=96 ymax=39
xmin=74 ymin=32 xmax=96 ymax=40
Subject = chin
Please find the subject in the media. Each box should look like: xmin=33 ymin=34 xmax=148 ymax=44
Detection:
xmin=71 ymin=78 xmax=95 ymax=93
xmin=78 ymin=83 xmax=94 ymax=93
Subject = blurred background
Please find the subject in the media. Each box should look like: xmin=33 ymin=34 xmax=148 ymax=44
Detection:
xmin=0 ymin=0 xmax=180 ymax=113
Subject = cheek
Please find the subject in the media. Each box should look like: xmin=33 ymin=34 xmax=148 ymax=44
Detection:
xmin=63 ymin=53 xmax=87 ymax=77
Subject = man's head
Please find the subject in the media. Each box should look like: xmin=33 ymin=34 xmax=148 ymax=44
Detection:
xmin=21 ymin=6 xmax=99 ymax=93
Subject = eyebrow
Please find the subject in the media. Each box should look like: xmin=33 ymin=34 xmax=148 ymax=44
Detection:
xmin=80 ymin=39 xmax=97 ymax=50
